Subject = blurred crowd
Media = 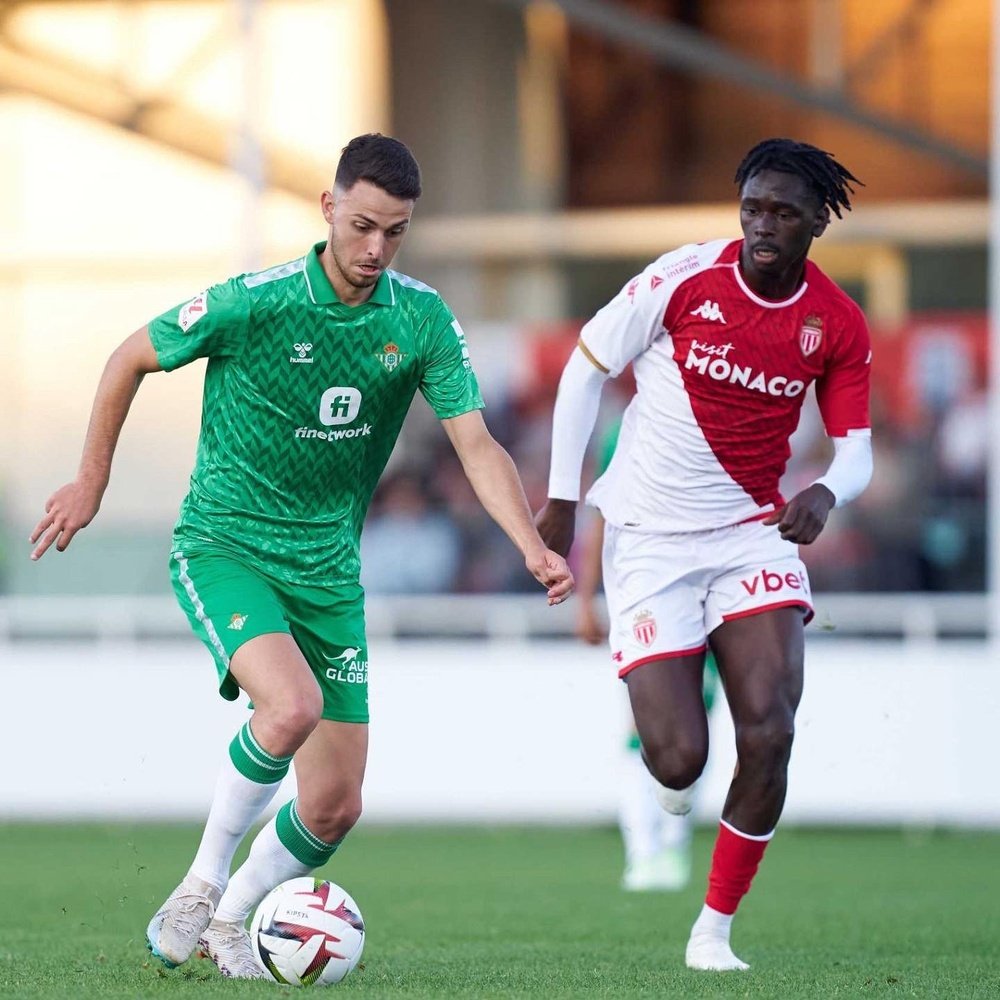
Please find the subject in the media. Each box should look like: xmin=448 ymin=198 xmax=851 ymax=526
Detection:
xmin=361 ymin=312 xmax=988 ymax=596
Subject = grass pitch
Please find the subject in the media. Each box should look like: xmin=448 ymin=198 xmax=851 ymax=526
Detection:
xmin=0 ymin=823 xmax=996 ymax=998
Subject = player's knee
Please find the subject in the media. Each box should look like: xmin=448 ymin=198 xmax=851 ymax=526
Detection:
xmin=258 ymin=686 xmax=324 ymax=752
xmin=307 ymin=795 xmax=363 ymax=844
xmin=643 ymin=742 xmax=707 ymax=790
xmin=734 ymin=716 xmax=795 ymax=773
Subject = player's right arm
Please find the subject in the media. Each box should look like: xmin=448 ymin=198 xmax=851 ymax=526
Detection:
xmin=30 ymin=277 xmax=250 ymax=559
xmin=30 ymin=327 xmax=162 ymax=560
xmin=536 ymin=261 xmax=667 ymax=557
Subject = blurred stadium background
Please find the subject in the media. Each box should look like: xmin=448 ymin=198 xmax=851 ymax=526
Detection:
xmin=1 ymin=0 xmax=996 ymax=829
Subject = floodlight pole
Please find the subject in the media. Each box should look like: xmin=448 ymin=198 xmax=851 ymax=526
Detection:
xmin=989 ymin=0 xmax=1000 ymax=643
xmin=234 ymin=0 xmax=265 ymax=273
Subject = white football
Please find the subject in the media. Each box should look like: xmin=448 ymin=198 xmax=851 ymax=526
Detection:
xmin=249 ymin=877 xmax=365 ymax=986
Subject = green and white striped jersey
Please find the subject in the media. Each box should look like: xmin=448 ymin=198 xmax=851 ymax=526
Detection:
xmin=149 ymin=242 xmax=483 ymax=585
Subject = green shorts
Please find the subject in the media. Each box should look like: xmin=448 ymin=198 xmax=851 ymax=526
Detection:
xmin=169 ymin=548 xmax=369 ymax=723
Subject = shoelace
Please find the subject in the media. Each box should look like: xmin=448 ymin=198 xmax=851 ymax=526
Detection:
xmin=160 ymin=893 xmax=213 ymax=939
xmin=203 ymin=927 xmax=261 ymax=978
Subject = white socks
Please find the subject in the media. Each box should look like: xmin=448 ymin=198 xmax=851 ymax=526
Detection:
xmin=213 ymin=815 xmax=312 ymax=925
xmin=188 ymin=755 xmax=284 ymax=892
xmin=691 ymin=903 xmax=734 ymax=940
xmin=620 ymin=748 xmax=693 ymax=864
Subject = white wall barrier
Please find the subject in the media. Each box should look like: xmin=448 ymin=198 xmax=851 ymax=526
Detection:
xmin=2 ymin=638 xmax=998 ymax=826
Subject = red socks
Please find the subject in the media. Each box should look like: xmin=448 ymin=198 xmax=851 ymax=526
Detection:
xmin=705 ymin=820 xmax=773 ymax=915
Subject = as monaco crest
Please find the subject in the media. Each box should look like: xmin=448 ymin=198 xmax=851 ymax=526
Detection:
xmin=376 ymin=342 xmax=405 ymax=372
xmin=800 ymin=315 xmax=823 ymax=357
xmin=632 ymin=609 xmax=657 ymax=647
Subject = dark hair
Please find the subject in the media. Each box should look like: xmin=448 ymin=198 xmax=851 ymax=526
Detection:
xmin=734 ymin=138 xmax=862 ymax=218
xmin=334 ymin=133 xmax=422 ymax=200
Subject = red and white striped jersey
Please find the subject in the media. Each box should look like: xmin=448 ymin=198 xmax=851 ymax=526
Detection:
xmin=583 ymin=238 xmax=871 ymax=532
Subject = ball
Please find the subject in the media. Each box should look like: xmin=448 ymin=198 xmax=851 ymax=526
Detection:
xmin=249 ymin=877 xmax=365 ymax=986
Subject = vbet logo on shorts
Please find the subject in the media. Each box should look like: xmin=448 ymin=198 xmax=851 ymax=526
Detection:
xmin=740 ymin=567 xmax=811 ymax=597
xmin=324 ymin=646 xmax=368 ymax=684
xmin=294 ymin=386 xmax=373 ymax=442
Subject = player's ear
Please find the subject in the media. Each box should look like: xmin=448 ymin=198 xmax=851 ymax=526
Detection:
xmin=321 ymin=190 xmax=336 ymax=225
xmin=812 ymin=205 xmax=830 ymax=238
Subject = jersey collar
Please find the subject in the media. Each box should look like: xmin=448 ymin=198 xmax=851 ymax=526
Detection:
xmin=303 ymin=242 xmax=395 ymax=307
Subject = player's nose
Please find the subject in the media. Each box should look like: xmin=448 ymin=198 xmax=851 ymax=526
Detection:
xmin=754 ymin=211 xmax=777 ymax=236
xmin=365 ymin=233 xmax=386 ymax=261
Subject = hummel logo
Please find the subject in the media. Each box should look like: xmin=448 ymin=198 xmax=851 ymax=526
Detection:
xmin=690 ymin=300 xmax=726 ymax=323
xmin=290 ymin=342 xmax=314 ymax=364
xmin=324 ymin=646 xmax=362 ymax=664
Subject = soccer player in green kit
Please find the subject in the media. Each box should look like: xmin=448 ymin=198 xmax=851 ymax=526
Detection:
xmin=30 ymin=134 xmax=574 ymax=979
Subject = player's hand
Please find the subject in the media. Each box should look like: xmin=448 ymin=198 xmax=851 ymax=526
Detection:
xmin=763 ymin=483 xmax=835 ymax=544
xmin=29 ymin=479 xmax=104 ymax=560
xmin=525 ymin=547 xmax=575 ymax=606
xmin=534 ymin=498 xmax=577 ymax=558
xmin=575 ymin=601 xmax=605 ymax=645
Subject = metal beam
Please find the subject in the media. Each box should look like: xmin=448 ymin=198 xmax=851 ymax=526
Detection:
xmin=0 ymin=34 xmax=329 ymax=201
xmin=487 ymin=0 xmax=987 ymax=178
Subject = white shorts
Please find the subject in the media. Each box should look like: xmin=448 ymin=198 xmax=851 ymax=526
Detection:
xmin=603 ymin=519 xmax=813 ymax=679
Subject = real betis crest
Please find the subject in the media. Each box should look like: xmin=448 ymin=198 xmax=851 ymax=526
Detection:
xmin=376 ymin=342 xmax=406 ymax=372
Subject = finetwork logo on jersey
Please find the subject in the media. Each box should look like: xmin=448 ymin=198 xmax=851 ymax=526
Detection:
xmin=685 ymin=340 xmax=806 ymax=398
xmin=690 ymin=300 xmax=727 ymax=324
xmin=294 ymin=386 xmax=373 ymax=442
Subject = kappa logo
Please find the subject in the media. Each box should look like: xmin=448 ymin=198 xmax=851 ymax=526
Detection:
xmin=178 ymin=291 xmax=209 ymax=333
xmin=626 ymin=278 xmax=639 ymax=303
xmin=290 ymin=342 xmax=314 ymax=364
xmin=227 ymin=613 xmax=248 ymax=631
xmin=690 ymin=299 xmax=727 ymax=324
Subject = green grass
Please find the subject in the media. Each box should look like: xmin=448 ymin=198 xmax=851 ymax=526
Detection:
xmin=0 ymin=824 xmax=996 ymax=998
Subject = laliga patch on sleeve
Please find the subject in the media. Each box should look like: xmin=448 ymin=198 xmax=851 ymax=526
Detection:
xmin=178 ymin=291 xmax=209 ymax=333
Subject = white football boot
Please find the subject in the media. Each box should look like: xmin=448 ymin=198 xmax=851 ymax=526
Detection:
xmin=685 ymin=930 xmax=750 ymax=971
xmin=621 ymin=846 xmax=691 ymax=892
xmin=146 ymin=873 xmax=222 ymax=968
xmin=198 ymin=919 xmax=265 ymax=979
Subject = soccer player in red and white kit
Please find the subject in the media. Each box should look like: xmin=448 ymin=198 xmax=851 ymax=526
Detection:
xmin=536 ymin=138 xmax=873 ymax=971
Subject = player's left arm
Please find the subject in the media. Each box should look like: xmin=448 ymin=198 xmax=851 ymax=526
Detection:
xmin=441 ymin=409 xmax=574 ymax=605
xmin=766 ymin=305 xmax=874 ymax=544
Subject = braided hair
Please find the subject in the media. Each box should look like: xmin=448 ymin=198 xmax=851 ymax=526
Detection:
xmin=734 ymin=138 xmax=862 ymax=218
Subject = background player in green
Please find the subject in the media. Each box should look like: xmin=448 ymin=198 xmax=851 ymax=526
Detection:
xmin=575 ymin=420 xmax=720 ymax=892
xmin=30 ymin=133 xmax=574 ymax=980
